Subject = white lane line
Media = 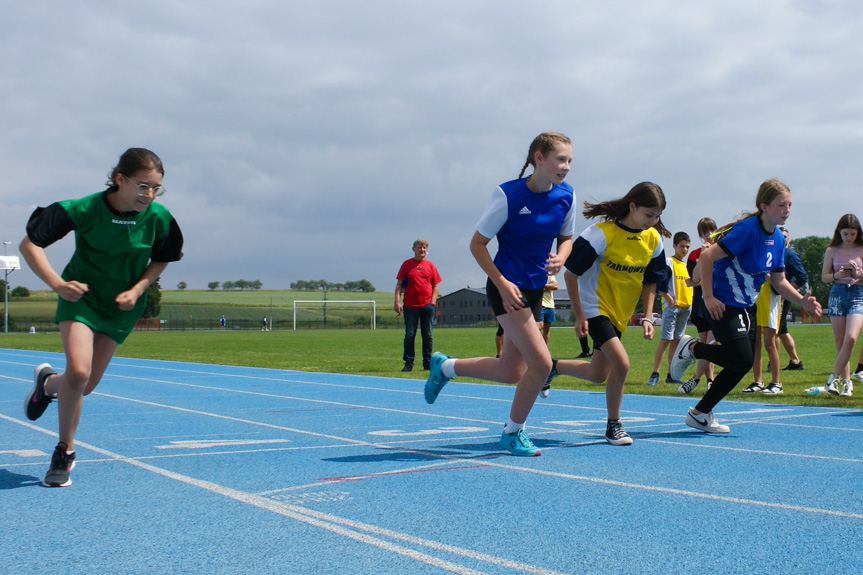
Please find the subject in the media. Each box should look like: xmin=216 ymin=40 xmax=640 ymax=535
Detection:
xmin=0 ymin=413 xmax=566 ymax=575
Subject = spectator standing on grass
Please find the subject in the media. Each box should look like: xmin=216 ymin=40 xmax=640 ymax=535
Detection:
xmin=647 ymin=231 xmax=692 ymax=387
xmin=678 ymin=217 xmax=717 ymax=394
xmin=424 ymin=131 xmax=574 ymax=457
xmin=220 ymin=315 xmax=226 ymax=330
xmin=670 ymin=179 xmax=821 ymax=434
xmin=777 ymin=226 xmax=807 ymax=370
xmin=744 ymin=274 xmax=784 ymax=394
xmin=21 ymin=148 xmax=184 ymax=487
xmin=821 ymin=213 xmax=863 ymax=397
xmin=538 ymin=273 xmax=558 ymax=344
xmin=395 ymin=239 xmax=442 ymax=372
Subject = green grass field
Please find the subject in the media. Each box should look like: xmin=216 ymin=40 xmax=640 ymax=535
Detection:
xmin=1 ymin=321 xmax=859 ymax=409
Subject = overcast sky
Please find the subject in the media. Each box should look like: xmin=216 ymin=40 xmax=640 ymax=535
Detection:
xmin=2 ymin=1 xmax=861 ymax=295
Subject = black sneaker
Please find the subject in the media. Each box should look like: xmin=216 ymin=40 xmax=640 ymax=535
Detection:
xmin=577 ymin=351 xmax=593 ymax=358
xmin=43 ymin=443 xmax=76 ymax=487
xmin=742 ymin=382 xmax=764 ymax=393
xmin=401 ymin=362 xmax=413 ymax=372
xmin=605 ymin=419 xmax=633 ymax=446
xmin=665 ymin=374 xmax=679 ymax=384
xmin=422 ymin=361 xmax=430 ymax=371
xmin=24 ymin=363 xmax=56 ymax=421
xmin=782 ymin=361 xmax=804 ymax=371
xmin=540 ymin=360 xmax=558 ymax=398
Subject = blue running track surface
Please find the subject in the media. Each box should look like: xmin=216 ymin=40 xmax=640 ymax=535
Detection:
xmin=2 ymin=348 xmax=862 ymax=574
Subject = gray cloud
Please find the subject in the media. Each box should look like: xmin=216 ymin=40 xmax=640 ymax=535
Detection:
xmin=2 ymin=1 xmax=862 ymax=294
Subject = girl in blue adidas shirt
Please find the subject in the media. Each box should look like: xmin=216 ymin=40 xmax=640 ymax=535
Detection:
xmin=424 ymin=132 xmax=575 ymax=457
xmin=670 ymin=179 xmax=822 ymax=434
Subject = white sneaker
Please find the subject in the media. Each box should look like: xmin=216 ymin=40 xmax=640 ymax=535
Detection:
xmin=852 ymin=370 xmax=863 ymax=383
xmin=840 ymin=380 xmax=853 ymax=397
xmin=761 ymin=382 xmax=783 ymax=395
xmin=685 ymin=407 xmax=730 ymax=433
xmin=669 ymin=335 xmax=697 ymax=381
xmin=826 ymin=377 xmax=841 ymax=395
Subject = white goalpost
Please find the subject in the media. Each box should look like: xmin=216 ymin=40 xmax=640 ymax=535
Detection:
xmin=292 ymin=300 xmax=377 ymax=330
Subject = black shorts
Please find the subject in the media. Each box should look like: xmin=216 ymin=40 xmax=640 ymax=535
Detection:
xmin=707 ymin=304 xmax=753 ymax=344
xmin=778 ymin=299 xmax=791 ymax=335
xmin=588 ymin=315 xmax=622 ymax=350
xmin=691 ymin=313 xmax=711 ymax=334
xmin=486 ymin=278 xmax=544 ymax=322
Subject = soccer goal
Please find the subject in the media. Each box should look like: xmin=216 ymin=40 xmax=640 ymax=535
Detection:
xmin=292 ymin=300 xmax=377 ymax=330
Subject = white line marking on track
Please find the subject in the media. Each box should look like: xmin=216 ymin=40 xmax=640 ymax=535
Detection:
xmin=0 ymin=413 xmax=568 ymax=575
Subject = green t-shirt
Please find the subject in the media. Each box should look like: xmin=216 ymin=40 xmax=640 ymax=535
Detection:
xmin=27 ymin=191 xmax=183 ymax=343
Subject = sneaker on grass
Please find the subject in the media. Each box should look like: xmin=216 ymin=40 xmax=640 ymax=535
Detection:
xmin=646 ymin=372 xmax=659 ymax=387
xmin=742 ymin=382 xmax=765 ymax=393
xmin=826 ymin=377 xmax=841 ymax=396
xmin=25 ymin=363 xmax=56 ymax=421
xmin=669 ymin=335 xmax=697 ymax=381
xmin=43 ymin=443 xmax=76 ymax=488
xmin=499 ymin=428 xmax=540 ymax=456
xmin=424 ymin=352 xmax=452 ymax=404
xmin=605 ymin=419 xmax=633 ymax=446
xmin=852 ymin=370 xmax=863 ymax=383
xmin=761 ymin=382 xmax=783 ymax=395
xmin=840 ymin=380 xmax=854 ymax=397
xmin=678 ymin=377 xmax=698 ymax=394
xmin=685 ymin=408 xmax=730 ymax=434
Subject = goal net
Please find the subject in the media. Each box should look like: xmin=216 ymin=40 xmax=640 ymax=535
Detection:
xmin=292 ymin=300 xmax=377 ymax=330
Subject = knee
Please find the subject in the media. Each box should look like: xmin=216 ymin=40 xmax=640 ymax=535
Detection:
xmin=63 ymin=365 xmax=91 ymax=391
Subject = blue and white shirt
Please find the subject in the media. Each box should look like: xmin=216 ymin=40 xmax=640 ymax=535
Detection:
xmin=713 ymin=215 xmax=785 ymax=308
xmin=476 ymin=178 xmax=575 ymax=290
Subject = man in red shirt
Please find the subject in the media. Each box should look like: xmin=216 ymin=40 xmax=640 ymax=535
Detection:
xmin=395 ymin=239 xmax=442 ymax=371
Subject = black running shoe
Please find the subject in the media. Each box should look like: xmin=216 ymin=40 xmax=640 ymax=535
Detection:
xmin=782 ymin=361 xmax=804 ymax=371
xmin=24 ymin=363 xmax=56 ymax=421
xmin=43 ymin=443 xmax=76 ymax=487
xmin=605 ymin=419 xmax=633 ymax=446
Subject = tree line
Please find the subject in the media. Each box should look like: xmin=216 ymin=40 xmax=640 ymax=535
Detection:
xmin=205 ymin=280 xmax=263 ymax=291
xmin=290 ymin=279 xmax=376 ymax=292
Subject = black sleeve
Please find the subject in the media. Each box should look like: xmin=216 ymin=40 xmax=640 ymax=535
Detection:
xmin=25 ymin=204 xmax=76 ymax=248
xmin=151 ymin=217 xmax=184 ymax=263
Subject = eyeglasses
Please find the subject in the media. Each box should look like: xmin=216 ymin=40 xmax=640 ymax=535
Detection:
xmin=126 ymin=178 xmax=166 ymax=198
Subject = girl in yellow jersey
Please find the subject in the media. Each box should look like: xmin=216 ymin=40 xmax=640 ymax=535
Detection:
xmin=546 ymin=182 xmax=670 ymax=445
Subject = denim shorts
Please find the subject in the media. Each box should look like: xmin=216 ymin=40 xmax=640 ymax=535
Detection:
xmin=827 ymin=283 xmax=863 ymax=317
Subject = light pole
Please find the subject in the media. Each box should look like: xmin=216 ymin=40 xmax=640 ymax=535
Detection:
xmin=1 ymin=241 xmax=22 ymax=334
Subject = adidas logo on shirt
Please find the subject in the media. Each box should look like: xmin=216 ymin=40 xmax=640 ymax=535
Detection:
xmin=519 ymin=206 xmax=532 ymax=215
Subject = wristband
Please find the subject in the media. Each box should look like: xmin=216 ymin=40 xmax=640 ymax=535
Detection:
xmin=641 ymin=318 xmax=652 ymax=324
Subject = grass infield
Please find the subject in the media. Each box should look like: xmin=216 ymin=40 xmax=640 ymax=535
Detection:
xmin=1 ymin=323 xmax=860 ymax=409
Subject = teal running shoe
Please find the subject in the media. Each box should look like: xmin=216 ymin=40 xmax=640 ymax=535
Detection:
xmin=424 ymin=352 xmax=452 ymax=404
xmin=499 ymin=428 xmax=541 ymax=456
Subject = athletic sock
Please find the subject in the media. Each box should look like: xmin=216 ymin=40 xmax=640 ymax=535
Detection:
xmin=441 ymin=359 xmax=457 ymax=378
xmin=503 ymin=418 xmax=524 ymax=434
xmin=856 ymin=363 xmax=863 ymax=373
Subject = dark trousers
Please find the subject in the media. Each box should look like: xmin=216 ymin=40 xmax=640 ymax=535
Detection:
xmin=694 ymin=305 xmax=756 ymax=414
xmin=403 ymin=304 xmax=435 ymax=365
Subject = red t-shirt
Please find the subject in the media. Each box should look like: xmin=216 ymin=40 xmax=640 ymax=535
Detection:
xmin=397 ymin=258 xmax=442 ymax=308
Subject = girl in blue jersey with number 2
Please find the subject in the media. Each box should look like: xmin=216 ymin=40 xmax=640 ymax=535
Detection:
xmin=424 ymin=132 xmax=575 ymax=457
xmin=670 ymin=179 xmax=821 ymax=433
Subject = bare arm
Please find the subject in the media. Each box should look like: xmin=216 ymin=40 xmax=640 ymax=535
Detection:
xmin=115 ymin=261 xmax=169 ymax=311
xmin=769 ymin=272 xmax=822 ymax=321
xmin=394 ymin=280 xmax=403 ymax=314
xmin=19 ymin=236 xmax=88 ymax=302
xmin=470 ymin=230 xmax=524 ymax=311
xmin=641 ymin=284 xmax=657 ymax=340
xmin=564 ymin=270 xmax=588 ymax=337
